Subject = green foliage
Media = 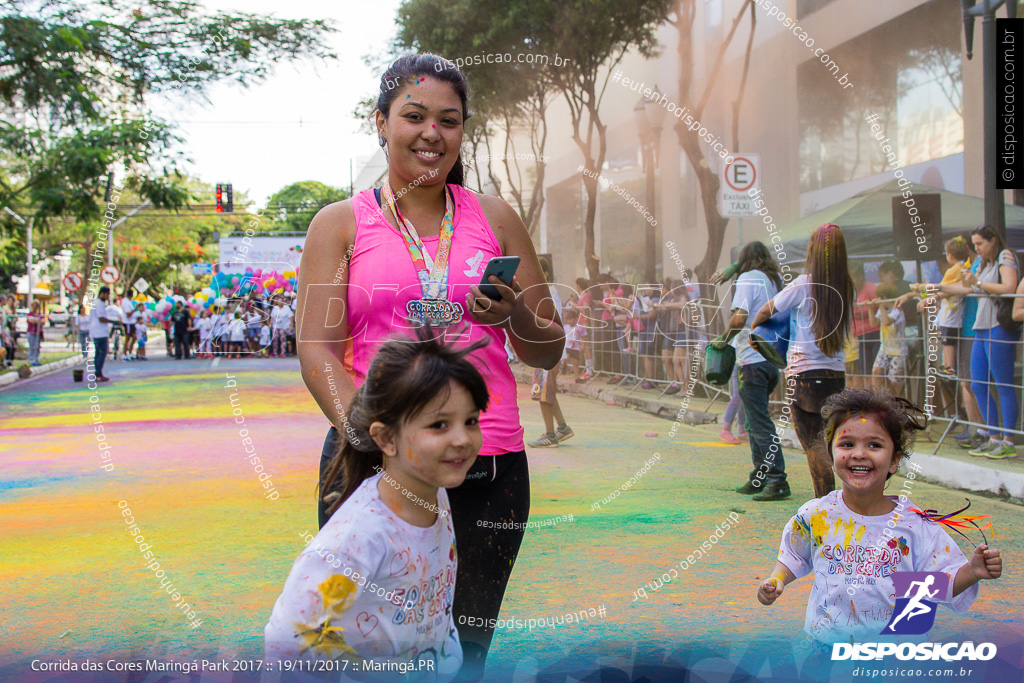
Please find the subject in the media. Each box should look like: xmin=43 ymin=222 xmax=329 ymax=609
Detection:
xmin=0 ymin=0 xmax=336 ymax=266
xmin=265 ymin=181 xmax=349 ymax=233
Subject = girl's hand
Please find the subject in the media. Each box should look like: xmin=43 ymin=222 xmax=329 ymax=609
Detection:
xmin=969 ymin=544 xmax=1002 ymax=581
xmin=466 ymin=275 xmax=525 ymax=329
xmin=757 ymin=575 xmax=785 ymax=605
xmin=962 ymin=272 xmax=978 ymax=287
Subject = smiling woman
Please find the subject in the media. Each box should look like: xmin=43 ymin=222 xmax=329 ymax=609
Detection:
xmin=293 ymin=53 xmax=564 ymax=678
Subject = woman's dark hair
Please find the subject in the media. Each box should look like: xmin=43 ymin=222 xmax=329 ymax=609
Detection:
xmin=736 ymin=241 xmax=783 ymax=291
xmin=821 ymin=388 xmax=927 ymax=480
xmin=376 ymin=54 xmax=471 ymax=187
xmin=620 ymin=284 xmax=634 ymax=297
xmin=575 ymin=277 xmax=590 ymax=290
xmin=804 ymin=223 xmax=854 ymax=357
xmin=971 ymin=225 xmax=1011 ymax=268
xmin=320 ymin=325 xmax=489 ymax=515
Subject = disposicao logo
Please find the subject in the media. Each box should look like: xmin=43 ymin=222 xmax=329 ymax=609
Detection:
xmin=832 ymin=572 xmax=997 ymax=661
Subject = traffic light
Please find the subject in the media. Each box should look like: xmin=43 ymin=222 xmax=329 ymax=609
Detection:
xmin=216 ymin=183 xmax=234 ymax=213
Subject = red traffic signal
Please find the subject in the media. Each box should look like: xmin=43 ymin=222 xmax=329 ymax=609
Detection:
xmin=216 ymin=183 xmax=233 ymax=213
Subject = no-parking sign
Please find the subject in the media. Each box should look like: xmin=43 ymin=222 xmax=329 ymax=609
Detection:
xmin=63 ymin=272 xmax=83 ymax=293
xmin=720 ymin=154 xmax=761 ymax=217
xmin=100 ymin=264 xmax=120 ymax=284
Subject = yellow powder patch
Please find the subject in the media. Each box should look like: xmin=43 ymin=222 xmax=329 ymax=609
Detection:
xmin=810 ymin=509 xmax=831 ymax=545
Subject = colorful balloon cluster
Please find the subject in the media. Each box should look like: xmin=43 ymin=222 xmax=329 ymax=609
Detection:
xmin=141 ymin=267 xmax=300 ymax=324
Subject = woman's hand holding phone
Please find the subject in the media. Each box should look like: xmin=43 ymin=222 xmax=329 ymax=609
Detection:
xmin=466 ymin=275 xmax=524 ymax=329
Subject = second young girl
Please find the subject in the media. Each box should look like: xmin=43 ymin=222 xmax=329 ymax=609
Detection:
xmin=757 ymin=388 xmax=1002 ymax=645
xmin=265 ymin=330 xmax=489 ymax=680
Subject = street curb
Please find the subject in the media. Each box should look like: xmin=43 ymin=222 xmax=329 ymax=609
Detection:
xmin=513 ymin=364 xmax=1023 ymax=506
xmin=0 ymin=354 xmax=85 ymax=388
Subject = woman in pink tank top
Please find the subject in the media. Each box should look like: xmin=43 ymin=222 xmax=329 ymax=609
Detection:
xmin=295 ymin=54 xmax=564 ymax=676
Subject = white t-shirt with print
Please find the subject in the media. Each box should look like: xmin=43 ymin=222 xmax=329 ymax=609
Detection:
xmin=777 ymin=489 xmax=977 ymax=645
xmin=771 ymin=273 xmax=845 ymax=374
xmin=264 ymin=473 xmax=461 ymax=680
xmin=259 ymin=324 xmax=272 ymax=347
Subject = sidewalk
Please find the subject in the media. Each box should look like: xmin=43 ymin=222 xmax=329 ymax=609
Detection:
xmin=513 ymin=365 xmax=1024 ymax=506
xmin=0 ymin=352 xmax=85 ymax=388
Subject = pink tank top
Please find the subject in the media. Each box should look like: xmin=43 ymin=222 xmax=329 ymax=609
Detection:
xmin=347 ymin=184 xmax=524 ymax=456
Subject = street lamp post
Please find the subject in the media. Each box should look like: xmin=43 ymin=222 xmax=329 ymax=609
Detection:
xmin=961 ymin=0 xmax=1019 ymax=241
xmin=634 ymin=88 xmax=668 ymax=283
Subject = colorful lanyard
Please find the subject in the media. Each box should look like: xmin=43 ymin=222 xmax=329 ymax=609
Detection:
xmin=381 ymin=181 xmax=455 ymax=301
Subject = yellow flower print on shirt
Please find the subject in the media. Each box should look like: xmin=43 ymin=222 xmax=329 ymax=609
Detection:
xmin=295 ymin=574 xmax=362 ymax=659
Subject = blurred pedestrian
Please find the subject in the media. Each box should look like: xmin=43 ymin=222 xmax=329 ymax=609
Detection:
xmin=88 ymin=286 xmax=114 ymax=382
xmin=527 ymin=258 xmax=572 ymax=447
xmin=26 ymin=300 xmax=44 ymax=366
xmin=76 ymin=305 xmax=90 ymax=358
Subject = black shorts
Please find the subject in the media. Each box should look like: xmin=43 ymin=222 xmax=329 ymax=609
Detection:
xmin=939 ymin=325 xmax=959 ymax=347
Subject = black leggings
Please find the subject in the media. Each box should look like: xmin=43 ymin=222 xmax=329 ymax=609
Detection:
xmin=317 ymin=428 xmax=530 ymax=679
xmin=789 ymin=370 xmax=845 ymax=498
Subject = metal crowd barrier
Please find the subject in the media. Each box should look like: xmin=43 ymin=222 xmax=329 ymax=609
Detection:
xmin=554 ymin=291 xmax=1023 ymax=448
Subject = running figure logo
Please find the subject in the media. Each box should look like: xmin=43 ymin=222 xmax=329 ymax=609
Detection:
xmin=882 ymin=572 xmax=949 ymax=635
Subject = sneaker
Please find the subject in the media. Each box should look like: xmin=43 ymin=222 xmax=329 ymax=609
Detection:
xmin=719 ymin=430 xmax=743 ymax=445
xmin=735 ymin=481 xmax=760 ymax=495
xmin=956 ymin=432 xmax=987 ymax=449
xmin=97 ymin=376 xmax=110 ymax=382
xmin=752 ymin=481 xmax=791 ymax=502
xmin=984 ymin=442 xmax=1018 ymax=459
xmin=664 ymin=382 xmax=682 ymax=395
xmin=528 ymin=432 xmax=559 ymax=448
xmin=968 ymin=440 xmax=1001 ymax=457
xmin=736 ymin=430 xmax=749 ymax=442
xmin=555 ymin=424 xmax=575 ymax=443
xmin=641 ymin=381 xmax=655 ymax=390
xmin=937 ymin=366 xmax=956 ymax=378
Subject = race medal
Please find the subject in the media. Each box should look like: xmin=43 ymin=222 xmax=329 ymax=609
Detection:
xmin=406 ymin=298 xmax=463 ymax=327
xmin=382 ymin=182 xmax=464 ymax=327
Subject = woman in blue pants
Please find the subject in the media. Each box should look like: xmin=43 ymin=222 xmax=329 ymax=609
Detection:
xmin=944 ymin=226 xmax=1020 ymax=459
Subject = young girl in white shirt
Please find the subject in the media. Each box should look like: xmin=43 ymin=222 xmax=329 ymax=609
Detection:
xmin=196 ymin=311 xmax=213 ymax=358
xmin=265 ymin=329 xmax=490 ymax=680
xmin=758 ymin=388 xmax=1002 ymax=647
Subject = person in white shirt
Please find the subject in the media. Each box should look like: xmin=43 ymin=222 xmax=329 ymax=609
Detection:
xmin=229 ymin=310 xmax=246 ymax=358
xmin=270 ymin=297 xmax=293 ymax=358
xmin=196 ymin=310 xmax=213 ymax=358
xmin=871 ymin=283 xmax=908 ymax=396
xmin=259 ymin=322 xmax=272 ymax=357
xmin=751 ymin=223 xmax=855 ymax=499
xmin=265 ymin=332 xmax=487 ymax=681
xmin=758 ymin=389 xmax=1002 ymax=646
xmin=77 ymin=306 xmax=91 ymax=359
xmin=87 ymin=286 xmax=115 ymax=382
xmin=121 ymin=294 xmax=138 ymax=359
xmin=714 ymin=241 xmax=787 ymax=501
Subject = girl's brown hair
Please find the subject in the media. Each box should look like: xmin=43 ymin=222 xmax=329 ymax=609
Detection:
xmin=821 ymin=388 xmax=927 ymax=480
xmin=320 ymin=326 xmax=489 ymax=516
xmin=803 ymin=223 xmax=854 ymax=357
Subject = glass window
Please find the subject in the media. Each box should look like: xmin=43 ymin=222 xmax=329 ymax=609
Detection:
xmin=798 ymin=1 xmax=962 ymax=193
xmin=797 ymin=0 xmax=839 ymax=20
